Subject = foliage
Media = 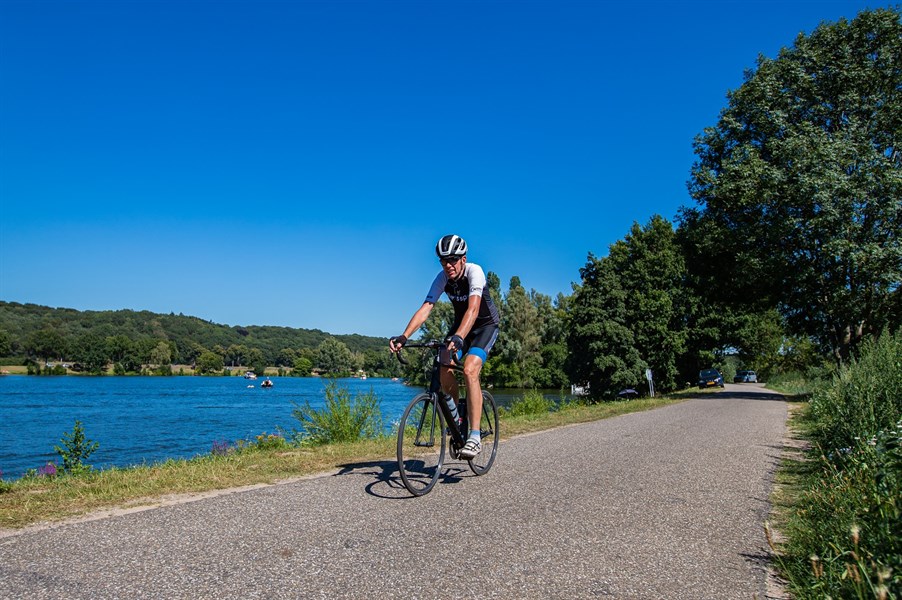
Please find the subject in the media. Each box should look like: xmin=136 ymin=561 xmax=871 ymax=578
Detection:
xmin=0 ymin=301 xmax=386 ymax=369
xmin=53 ymin=420 xmax=99 ymax=475
xmin=492 ymin=277 xmax=543 ymax=387
xmin=780 ymin=423 xmax=901 ymax=598
xmin=505 ymin=390 xmax=555 ymax=417
xmin=291 ymin=356 xmax=313 ymax=376
xmin=809 ymin=329 xmax=902 ymax=453
xmin=195 ymin=350 xmax=224 ymax=375
xmin=567 ymin=253 xmax=646 ymax=400
xmin=778 ymin=330 xmax=902 ymax=598
xmin=249 ymin=432 xmax=290 ymax=451
xmin=290 ymin=381 xmax=384 ymax=445
xmin=315 ymin=337 xmax=357 ymax=375
xmin=606 ymin=215 xmax=688 ymax=392
xmin=684 ymin=8 xmax=902 ymax=363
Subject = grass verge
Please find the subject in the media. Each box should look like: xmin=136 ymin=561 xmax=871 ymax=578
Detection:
xmin=0 ymin=394 xmax=683 ymax=530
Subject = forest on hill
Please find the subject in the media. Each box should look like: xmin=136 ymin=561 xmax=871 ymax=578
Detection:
xmin=0 ymin=301 xmax=391 ymax=377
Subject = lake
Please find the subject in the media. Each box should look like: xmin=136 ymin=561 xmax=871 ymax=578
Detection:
xmin=0 ymin=375 xmax=544 ymax=480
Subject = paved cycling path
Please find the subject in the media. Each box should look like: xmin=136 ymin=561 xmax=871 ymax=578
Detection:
xmin=0 ymin=385 xmax=787 ymax=599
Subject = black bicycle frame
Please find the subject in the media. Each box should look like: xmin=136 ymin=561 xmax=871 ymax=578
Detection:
xmin=399 ymin=341 xmax=467 ymax=449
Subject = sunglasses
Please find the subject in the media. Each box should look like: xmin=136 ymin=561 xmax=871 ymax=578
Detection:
xmin=440 ymin=256 xmax=463 ymax=265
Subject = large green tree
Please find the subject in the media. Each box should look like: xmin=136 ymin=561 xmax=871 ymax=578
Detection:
xmin=491 ymin=276 xmax=543 ymax=388
xmin=316 ymin=337 xmax=355 ymax=375
xmin=685 ymin=8 xmax=902 ymax=362
xmin=566 ymin=254 xmax=646 ymax=400
xmin=607 ymin=215 xmax=688 ymax=392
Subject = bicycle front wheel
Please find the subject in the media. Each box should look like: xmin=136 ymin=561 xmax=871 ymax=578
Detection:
xmin=468 ymin=390 xmax=498 ymax=475
xmin=397 ymin=393 xmax=446 ymax=496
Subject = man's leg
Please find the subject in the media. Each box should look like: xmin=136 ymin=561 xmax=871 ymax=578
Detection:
xmin=459 ymin=354 xmax=484 ymax=458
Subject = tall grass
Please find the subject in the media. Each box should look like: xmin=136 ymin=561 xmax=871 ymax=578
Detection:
xmin=290 ymin=380 xmax=384 ymax=445
xmin=777 ymin=330 xmax=902 ymax=599
xmin=809 ymin=330 xmax=902 ymax=453
xmin=505 ymin=389 xmax=557 ymax=416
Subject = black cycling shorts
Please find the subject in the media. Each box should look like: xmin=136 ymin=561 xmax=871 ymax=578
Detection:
xmin=449 ymin=324 xmax=499 ymax=363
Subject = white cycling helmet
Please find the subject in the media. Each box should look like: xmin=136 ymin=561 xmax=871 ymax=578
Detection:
xmin=435 ymin=234 xmax=468 ymax=258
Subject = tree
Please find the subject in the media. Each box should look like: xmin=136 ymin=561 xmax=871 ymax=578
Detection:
xmin=24 ymin=328 xmax=67 ymax=363
xmin=149 ymin=341 xmax=172 ymax=367
xmin=71 ymin=333 xmax=108 ymax=374
xmin=493 ymin=277 xmax=543 ymax=387
xmin=606 ymin=216 xmax=688 ymax=392
xmin=245 ymin=347 xmax=266 ymax=375
xmin=292 ymin=356 xmax=313 ymax=376
xmin=419 ymin=301 xmax=455 ymax=341
xmin=0 ymin=329 xmax=12 ymax=357
xmin=686 ymin=8 xmax=902 ymax=363
xmin=567 ymin=254 xmax=646 ymax=400
xmin=316 ymin=337 xmax=355 ymax=375
xmin=196 ymin=350 xmax=224 ymax=375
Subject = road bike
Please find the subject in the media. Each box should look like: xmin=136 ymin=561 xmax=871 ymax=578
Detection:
xmin=395 ymin=340 xmax=499 ymax=496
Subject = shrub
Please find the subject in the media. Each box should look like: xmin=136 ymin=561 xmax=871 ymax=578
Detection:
xmin=251 ymin=432 xmax=290 ymax=450
xmin=291 ymin=380 xmax=383 ymax=445
xmin=780 ymin=422 xmax=901 ymax=598
xmin=54 ymin=420 xmax=100 ymax=475
xmin=779 ymin=330 xmax=902 ymax=598
xmin=809 ymin=330 xmax=902 ymax=453
xmin=506 ymin=390 xmax=555 ymax=417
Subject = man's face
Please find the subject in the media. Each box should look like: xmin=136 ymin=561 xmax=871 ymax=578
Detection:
xmin=440 ymin=255 xmax=466 ymax=279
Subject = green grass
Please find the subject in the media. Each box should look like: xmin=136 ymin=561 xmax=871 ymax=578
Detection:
xmin=0 ymin=393 xmax=684 ymax=530
xmin=766 ymin=331 xmax=902 ymax=599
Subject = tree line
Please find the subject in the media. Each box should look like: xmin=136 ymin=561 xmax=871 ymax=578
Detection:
xmin=0 ymin=302 xmax=394 ymax=377
xmin=2 ymin=8 xmax=899 ymax=398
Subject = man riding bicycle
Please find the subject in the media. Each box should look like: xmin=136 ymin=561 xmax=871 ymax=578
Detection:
xmin=389 ymin=234 xmax=500 ymax=459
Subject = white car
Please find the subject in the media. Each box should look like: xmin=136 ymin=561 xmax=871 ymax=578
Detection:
xmin=734 ymin=370 xmax=758 ymax=383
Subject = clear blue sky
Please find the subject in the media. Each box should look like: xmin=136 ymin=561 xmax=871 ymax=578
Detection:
xmin=0 ymin=0 xmax=883 ymax=337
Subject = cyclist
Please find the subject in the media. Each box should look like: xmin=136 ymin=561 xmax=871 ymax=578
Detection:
xmin=389 ymin=234 xmax=500 ymax=459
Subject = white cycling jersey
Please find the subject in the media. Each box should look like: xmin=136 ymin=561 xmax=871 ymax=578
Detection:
xmin=425 ymin=262 xmax=500 ymax=329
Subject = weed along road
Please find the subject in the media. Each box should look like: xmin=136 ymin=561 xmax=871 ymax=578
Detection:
xmin=0 ymin=385 xmax=787 ymax=599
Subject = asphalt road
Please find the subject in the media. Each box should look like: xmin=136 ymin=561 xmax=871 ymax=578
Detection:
xmin=0 ymin=384 xmax=787 ymax=599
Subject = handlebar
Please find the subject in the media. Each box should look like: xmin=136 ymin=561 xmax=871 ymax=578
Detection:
xmin=394 ymin=339 xmax=461 ymax=367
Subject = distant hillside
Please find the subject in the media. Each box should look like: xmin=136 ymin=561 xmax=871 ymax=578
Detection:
xmin=0 ymin=301 xmax=385 ymax=365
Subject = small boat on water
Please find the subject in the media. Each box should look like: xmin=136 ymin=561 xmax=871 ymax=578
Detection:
xmin=244 ymin=371 xmax=257 ymax=380
xmin=261 ymin=378 xmax=273 ymax=388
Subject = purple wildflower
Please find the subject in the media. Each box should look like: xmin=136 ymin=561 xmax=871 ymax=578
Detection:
xmin=38 ymin=462 xmax=58 ymax=477
xmin=211 ymin=440 xmax=231 ymax=456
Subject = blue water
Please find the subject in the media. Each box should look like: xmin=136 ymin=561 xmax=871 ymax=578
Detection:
xmin=0 ymin=375 xmax=537 ymax=480
xmin=0 ymin=376 xmax=419 ymax=480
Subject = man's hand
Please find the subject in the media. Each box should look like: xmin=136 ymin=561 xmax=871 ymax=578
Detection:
xmin=446 ymin=334 xmax=464 ymax=353
xmin=389 ymin=335 xmax=407 ymax=353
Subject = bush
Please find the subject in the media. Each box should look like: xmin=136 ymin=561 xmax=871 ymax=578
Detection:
xmin=809 ymin=330 xmax=902 ymax=453
xmin=780 ymin=422 xmax=901 ymax=598
xmin=779 ymin=330 xmax=902 ymax=598
xmin=506 ymin=390 xmax=555 ymax=417
xmin=290 ymin=381 xmax=383 ymax=445
xmin=54 ymin=420 xmax=99 ymax=475
xmin=251 ymin=432 xmax=290 ymax=451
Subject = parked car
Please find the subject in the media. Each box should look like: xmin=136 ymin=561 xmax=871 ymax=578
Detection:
xmin=698 ymin=368 xmax=725 ymax=389
xmin=733 ymin=370 xmax=758 ymax=383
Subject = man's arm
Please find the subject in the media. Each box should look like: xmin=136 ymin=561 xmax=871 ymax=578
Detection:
xmin=390 ymin=302 xmax=434 ymax=352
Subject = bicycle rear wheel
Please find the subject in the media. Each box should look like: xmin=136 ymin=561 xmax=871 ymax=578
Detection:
xmin=468 ymin=390 xmax=498 ymax=475
xmin=397 ymin=393 xmax=446 ymax=496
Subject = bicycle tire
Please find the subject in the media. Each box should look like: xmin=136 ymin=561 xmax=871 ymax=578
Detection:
xmin=467 ymin=390 xmax=498 ymax=475
xmin=397 ymin=393 xmax=446 ymax=496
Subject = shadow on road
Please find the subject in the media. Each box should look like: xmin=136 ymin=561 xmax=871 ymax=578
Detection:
xmin=334 ymin=459 xmax=471 ymax=499
xmin=712 ymin=391 xmax=787 ymax=402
